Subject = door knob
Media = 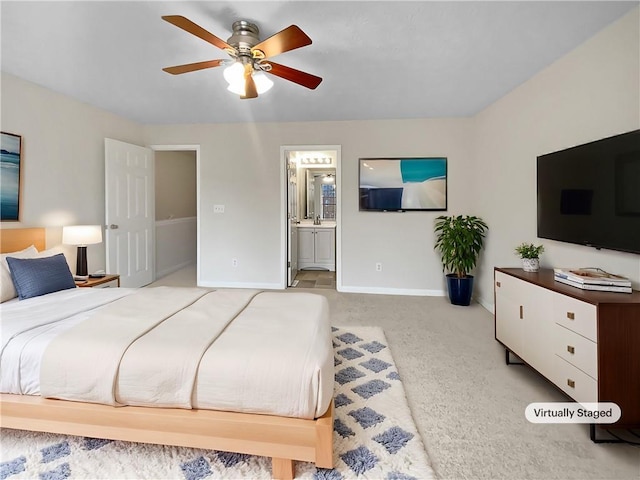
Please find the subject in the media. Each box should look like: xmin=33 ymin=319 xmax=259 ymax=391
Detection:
xmin=109 ymin=224 xmax=119 ymax=229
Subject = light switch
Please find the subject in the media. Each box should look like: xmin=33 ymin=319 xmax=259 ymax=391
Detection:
xmin=214 ymin=205 xmax=225 ymax=213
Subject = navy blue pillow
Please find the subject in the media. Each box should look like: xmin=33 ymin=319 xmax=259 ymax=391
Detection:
xmin=6 ymin=253 xmax=76 ymax=300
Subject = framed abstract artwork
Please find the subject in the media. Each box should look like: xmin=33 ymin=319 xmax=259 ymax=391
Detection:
xmin=1 ymin=132 xmax=22 ymax=221
xmin=359 ymin=157 xmax=447 ymax=211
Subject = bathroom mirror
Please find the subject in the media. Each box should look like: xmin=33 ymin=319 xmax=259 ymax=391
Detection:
xmin=288 ymin=149 xmax=338 ymax=222
xmin=302 ymin=168 xmax=336 ymax=220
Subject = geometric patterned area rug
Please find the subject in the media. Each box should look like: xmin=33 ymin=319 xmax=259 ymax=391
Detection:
xmin=0 ymin=327 xmax=435 ymax=480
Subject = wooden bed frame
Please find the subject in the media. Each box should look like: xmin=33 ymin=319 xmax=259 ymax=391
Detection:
xmin=0 ymin=228 xmax=334 ymax=479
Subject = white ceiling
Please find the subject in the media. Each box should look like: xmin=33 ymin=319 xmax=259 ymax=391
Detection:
xmin=1 ymin=1 xmax=636 ymax=125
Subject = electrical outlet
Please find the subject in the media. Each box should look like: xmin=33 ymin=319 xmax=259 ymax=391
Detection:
xmin=232 ymin=258 xmax=238 ymax=267
xmin=375 ymin=262 xmax=382 ymax=272
xmin=214 ymin=204 xmax=225 ymax=213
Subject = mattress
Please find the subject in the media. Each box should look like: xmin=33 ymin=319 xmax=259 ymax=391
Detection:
xmin=0 ymin=287 xmax=333 ymax=419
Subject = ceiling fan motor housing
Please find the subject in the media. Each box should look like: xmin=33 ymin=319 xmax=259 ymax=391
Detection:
xmin=228 ymin=21 xmax=260 ymax=54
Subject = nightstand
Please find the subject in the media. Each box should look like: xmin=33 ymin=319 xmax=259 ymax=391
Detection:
xmin=76 ymin=274 xmax=120 ymax=288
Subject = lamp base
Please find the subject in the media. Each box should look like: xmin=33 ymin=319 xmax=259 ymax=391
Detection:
xmin=76 ymin=246 xmax=88 ymax=277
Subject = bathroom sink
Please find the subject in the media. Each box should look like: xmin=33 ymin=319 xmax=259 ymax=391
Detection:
xmin=297 ymin=221 xmax=336 ymax=228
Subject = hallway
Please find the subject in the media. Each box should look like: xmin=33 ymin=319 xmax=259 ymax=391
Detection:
xmin=291 ymin=270 xmax=336 ymax=290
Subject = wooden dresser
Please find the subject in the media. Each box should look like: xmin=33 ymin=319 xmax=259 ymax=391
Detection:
xmin=494 ymin=267 xmax=640 ymax=430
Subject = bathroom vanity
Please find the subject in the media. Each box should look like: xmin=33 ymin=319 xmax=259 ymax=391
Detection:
xmin=297 ymin=223 xmax=336 ymax=271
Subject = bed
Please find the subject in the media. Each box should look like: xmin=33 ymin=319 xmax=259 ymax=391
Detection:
xmin=0 ymin=228 xmax=334 ymax=479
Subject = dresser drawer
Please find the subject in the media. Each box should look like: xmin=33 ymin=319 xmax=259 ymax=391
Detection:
xmin=554 ymin=324 xmax=597 ymax=380
xmin=554 ymin=355 xmax=598 ymax=403
xmin=553 ymin=295 xmax=597 ymax=342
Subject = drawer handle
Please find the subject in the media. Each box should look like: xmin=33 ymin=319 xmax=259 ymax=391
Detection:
xmin=496 ymin=281 xmax=501 ymax=287
xmin=567 ymin=345 xmax=575 ymax=354
xmin=567 ymin=312 xmax=575 ymax=320
xmin=519 ymin=305 xmax=523 ymax=319
xmin=567 ymin=379 xmax=575 ymax=388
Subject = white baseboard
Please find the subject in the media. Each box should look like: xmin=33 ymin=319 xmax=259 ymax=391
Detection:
xmin=198 ymin=281 xmax=284 ymax=290
xmin=338 ymin=285 xmax=446 ymax=297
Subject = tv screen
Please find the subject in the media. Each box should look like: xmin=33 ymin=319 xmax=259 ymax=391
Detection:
xmin=537 ymin=129 xmax=640 ymax=254
xmin=359 ymin=157 xmax=447 ymax=211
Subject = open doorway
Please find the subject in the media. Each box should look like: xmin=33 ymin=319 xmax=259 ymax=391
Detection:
xmin=151 ymin=145 xmax=200 ymax=287
xmin=281 ymin=145 xmax=341 ymax=291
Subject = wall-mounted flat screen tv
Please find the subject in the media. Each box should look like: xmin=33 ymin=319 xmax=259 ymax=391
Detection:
xmin=537 ymin=129 xmax=640 ymax=254
xmin=359 ymin=157 xmax=447 ymax=211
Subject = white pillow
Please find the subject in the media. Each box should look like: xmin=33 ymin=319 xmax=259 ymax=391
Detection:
xmin=1 ymin=245 xmax=38 ymax=303
xmin=34 ymin=245 xmax=65 ymax=259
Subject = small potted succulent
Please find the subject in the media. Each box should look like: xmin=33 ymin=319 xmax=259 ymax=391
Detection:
xmin=515 ymin=243 xmax=544 ymax=272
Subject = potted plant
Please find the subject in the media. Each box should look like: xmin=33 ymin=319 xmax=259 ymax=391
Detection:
xmin=434 ymin=215 xmax=488 ymax=306
xmin=515 ymin=243 xmax=544 ymax=272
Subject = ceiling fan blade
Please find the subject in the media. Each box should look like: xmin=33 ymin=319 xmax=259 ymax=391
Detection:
xmin=241 ymin=64 xmax=258 ymax=99
xmin=162 ymin=15 xmax=232 ymax=51
xmin=163 ymin=59 xmax=225 ymax=75
xmin=266 ymin=61 xmax=322 ymax=90
xmin=252 ymin=25 xmax=312 ymax=59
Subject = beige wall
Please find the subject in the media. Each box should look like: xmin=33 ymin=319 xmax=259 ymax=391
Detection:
xmin=155 ymin=151 xmax=197 ymax=220
xmin=473 ymin=8 xmax=640 ymax=308
xmin=0 ymin=73 xmax=145 ymax=272
xmin=144 ymin=119 xmax=474 ymax=291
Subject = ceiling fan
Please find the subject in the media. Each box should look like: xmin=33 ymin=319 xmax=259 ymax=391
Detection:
xmin=162 ymin=15 xmax=323 ymax=99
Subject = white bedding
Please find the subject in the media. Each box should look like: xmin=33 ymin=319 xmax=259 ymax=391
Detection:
xmin=0 ymin=287 xmax=333 ymax=419
xmin=0 ymin=288 xmax=135 ymax=394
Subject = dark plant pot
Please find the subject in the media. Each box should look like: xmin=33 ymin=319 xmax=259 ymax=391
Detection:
xmin=446 ymin=274 xmax=474 ymax=306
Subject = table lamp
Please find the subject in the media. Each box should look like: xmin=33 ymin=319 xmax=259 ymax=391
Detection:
xmin=62 ymin=225 xmax=103 ymax=278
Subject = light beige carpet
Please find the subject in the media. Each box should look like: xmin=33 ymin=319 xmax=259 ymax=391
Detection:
xmin=150 ymin=267 xmax=640 ymax=479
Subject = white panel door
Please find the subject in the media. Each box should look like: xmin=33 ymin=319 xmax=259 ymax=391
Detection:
xmin=105 ymin=138 xmax=154 ymax=288
xmin=289 ymin=221 xmax=298 ymax=284
xmin=287 ymin=164 xmax=298 ymax=286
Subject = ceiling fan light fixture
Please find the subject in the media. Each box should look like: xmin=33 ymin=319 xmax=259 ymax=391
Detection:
xmin=226 ymin=82 xmax=245 ymax=96
xmin=253 ymin=71 xmax=273 ymax=94
xmin=225 ymin=68 xmax=273 ymax=96
xmin=223 ymin=62 xmax=244 ymax=85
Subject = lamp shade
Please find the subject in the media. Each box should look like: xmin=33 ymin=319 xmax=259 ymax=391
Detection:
xmin=62 ymin=225 xmax=103 ymax=246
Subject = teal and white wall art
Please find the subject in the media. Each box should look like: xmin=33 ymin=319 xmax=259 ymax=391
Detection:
xmin=1 ymin=132 xmax=22 ymax=222
xmin=359 ymin=158 xmax=447 ymax=211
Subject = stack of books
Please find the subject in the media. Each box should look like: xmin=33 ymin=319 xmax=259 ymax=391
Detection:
xmin=553 ymin=268 xmax=632 ymax=293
